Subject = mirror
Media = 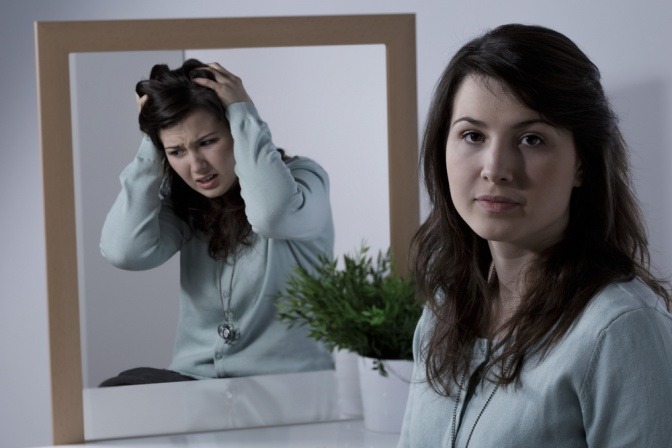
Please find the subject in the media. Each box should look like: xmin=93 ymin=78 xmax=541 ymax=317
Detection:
xmin=71 ymin=45 xmax=389 ymax=389
xmin=36 ymin=15 xmax=418 ymax=444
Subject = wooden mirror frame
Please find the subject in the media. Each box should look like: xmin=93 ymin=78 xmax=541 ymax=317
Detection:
xmin=35 ymin=15 xmax=418 ymax=444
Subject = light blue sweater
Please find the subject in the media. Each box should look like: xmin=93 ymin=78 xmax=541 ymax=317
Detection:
xmin=100 ymin=102 xmax=334 ymax=378
xmin=398 ymin=278 xmax=672 ymax=447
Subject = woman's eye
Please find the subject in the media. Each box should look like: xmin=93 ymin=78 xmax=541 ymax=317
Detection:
xmin=201 ymin=138 xmax=217 ymax=147
xmin=167 ymin=149 xmax=184 ymax=157
xmin=461 ymin=131 xmax=484 ymax=144
xmin=521 ymin=134 xmax=544 ymax=146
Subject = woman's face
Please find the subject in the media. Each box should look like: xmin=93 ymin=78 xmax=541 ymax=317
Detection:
xmin=445 ymin=75 xmax=582 ymax=252
xmin=160 ymin=108 xmax=236 ymax=199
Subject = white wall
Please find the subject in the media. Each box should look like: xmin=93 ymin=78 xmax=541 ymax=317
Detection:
xmin=2 ymin=0 xmax=671 ymax=446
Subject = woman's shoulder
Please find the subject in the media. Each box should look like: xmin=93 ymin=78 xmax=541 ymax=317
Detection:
xmin=572 ymin=277 xmax=672 ymax=343
xmin=539 ymin=278 xmax=672 ymax=397
xmin=588 ymin=278 xmax=670 ymax=321
xmin=574 ymin=278 xmax=672 ymax=427
xmin=285 ymin=156 xmax=330 ymax=182
xmin=285 ymin=155 xmax=326 ymax=170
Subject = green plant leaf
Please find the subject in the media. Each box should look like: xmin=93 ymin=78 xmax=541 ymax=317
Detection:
xmin=276 ymin=243 xmax=422 ymax=360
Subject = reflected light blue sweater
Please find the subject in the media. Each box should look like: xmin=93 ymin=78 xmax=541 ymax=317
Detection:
xmin=100 ymin=103 xmax=334 ymax=378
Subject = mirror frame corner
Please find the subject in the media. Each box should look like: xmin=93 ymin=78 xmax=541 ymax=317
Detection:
xmin=35 ymin=14 xmax=419 ymax=444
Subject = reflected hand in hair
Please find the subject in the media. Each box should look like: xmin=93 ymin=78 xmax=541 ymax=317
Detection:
xmin=100 ymin=57 xmax=335 ymax=386
xmin=135 ymin=92 xmax=148 ymax=112
xmin=192 ymin=62 xmax=253 ymax=107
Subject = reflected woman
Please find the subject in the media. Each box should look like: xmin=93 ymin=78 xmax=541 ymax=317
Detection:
xmin=399 ymin=24 xmax=672 ymax=446
xmin=99 ymin=59 xmax=334 ymax=386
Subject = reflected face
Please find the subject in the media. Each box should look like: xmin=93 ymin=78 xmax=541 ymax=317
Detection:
xmin=160 ymin=108 xmax=236 ymax=198
xmin=445 ymin=76 xmax=582 ymax=251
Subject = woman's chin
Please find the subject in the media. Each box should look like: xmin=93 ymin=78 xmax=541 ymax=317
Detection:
xmin=197 ymin=188 xmax=226 ymax=199
xmin=192 ymin=182 xmax=233 ymax=199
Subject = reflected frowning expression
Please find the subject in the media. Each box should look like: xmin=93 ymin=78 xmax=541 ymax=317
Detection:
xmin=445 ymin=76 xmax=583 ymax=252
xmin=160 ymin=108 xmax=237 ymax=198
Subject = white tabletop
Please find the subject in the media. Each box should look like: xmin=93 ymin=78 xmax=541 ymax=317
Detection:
xmin=48 ymin=419 xmax=400 ymax=447
xmin=52 ymin=370 xmax=403 ymax=447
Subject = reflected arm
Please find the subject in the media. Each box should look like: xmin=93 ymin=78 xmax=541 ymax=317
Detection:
xmin=99 ymin=138 xmax=184 ymax=270
xmin=227 ymin=102 xmax=333 ymax=241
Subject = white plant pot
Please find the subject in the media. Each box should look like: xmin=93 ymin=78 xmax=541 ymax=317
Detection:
xmin=333 ymin=349 xmax=363 ymax=416
xmin=357 ymin=356 xmax=413 ymax=433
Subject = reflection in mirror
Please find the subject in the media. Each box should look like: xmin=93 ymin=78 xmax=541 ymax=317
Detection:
xmin=36 ymin=16 xmax=418 ymax=444
xmin=71 ymin=46 xmax=388 ymax=390
xmin=83 ymin=370 xmax=340 ymax=440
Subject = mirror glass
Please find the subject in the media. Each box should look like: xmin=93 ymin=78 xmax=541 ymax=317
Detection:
xmin=70 ymin=45 xmax=388 ymax=439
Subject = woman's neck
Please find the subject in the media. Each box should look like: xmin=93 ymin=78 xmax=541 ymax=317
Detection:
xmin=487 ymin=242 xmax=538 ymax=338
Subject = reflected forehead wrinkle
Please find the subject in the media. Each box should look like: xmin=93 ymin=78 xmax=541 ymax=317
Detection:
xmin=161 ymin=109 xmax=221 ymax=148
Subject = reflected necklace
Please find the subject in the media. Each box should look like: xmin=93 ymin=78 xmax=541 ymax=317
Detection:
xmin=217 ymin=256 xmax=240 ymax=344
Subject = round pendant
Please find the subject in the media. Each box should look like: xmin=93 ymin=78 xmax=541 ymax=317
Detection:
xmin=218 ymin=323 xmax=238 ymax=344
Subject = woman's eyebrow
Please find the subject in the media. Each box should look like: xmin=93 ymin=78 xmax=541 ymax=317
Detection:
xmin=452 ymin=116 xmax=486 ymax=127
xmin=163 ymin=142 xmax=184 ymax=150
xmin=195 ymin=131 xmax=218 ymax=142
xmin=451 ymin=116 xmax=551 ymax=129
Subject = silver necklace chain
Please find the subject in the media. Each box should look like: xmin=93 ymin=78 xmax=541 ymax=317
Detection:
xmin=450 ymin=262 xmax=502 ymax=448
xmin=217 ymin=255 xmax=240 ymax=344
xmin=450 ymin=365 xmax=501 ymax=448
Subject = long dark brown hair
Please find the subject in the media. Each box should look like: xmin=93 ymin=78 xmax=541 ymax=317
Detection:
xmin=411 ymin=24 xmax=671 ymax=395
xmin=135 ymin=59 xmax=285 ymax=259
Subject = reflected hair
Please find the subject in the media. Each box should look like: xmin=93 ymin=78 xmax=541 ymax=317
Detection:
xmin=411 ymin=24 xmax=671 ymax=395
xmin=136 ymin=59 xmax=283 ymax=259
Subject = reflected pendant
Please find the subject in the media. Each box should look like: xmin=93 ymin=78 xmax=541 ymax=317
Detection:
xmin=218 ymin=322 xmax=239 ymax=344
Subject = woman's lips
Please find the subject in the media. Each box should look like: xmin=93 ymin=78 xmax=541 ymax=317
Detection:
xmin=196 ymin=173 xmax=218 ymax=189
xmin=476 ymin=195 xmax=520 ymax=212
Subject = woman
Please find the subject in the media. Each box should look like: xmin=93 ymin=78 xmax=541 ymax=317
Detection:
xmin=99 ymin=59 xmax=334 ymax=385
xmin=399 ymin=24 xmax=672 ymax=447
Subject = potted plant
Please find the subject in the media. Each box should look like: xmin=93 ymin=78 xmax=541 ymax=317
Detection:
xmin=277 ymin=244 xmax=422 ymax=432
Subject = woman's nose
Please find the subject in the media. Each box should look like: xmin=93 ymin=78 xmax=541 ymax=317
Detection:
xmin=480 ymin=140 xmax=514 ymax=183
xmin=190 ymin=152 xmax=209 ymax=171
